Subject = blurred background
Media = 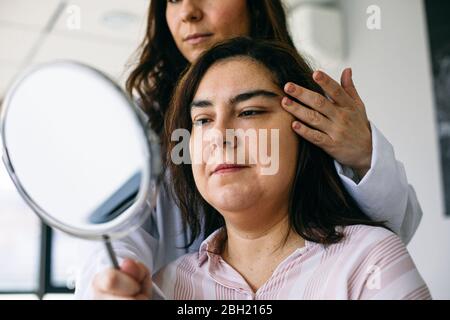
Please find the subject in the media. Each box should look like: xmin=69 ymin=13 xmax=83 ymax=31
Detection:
xmin=0 ymin=0 xmax=449 ymax=299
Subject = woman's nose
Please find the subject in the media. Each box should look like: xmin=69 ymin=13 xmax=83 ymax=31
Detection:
xmin=209 ymin=131 xmax=237 ymax=155
xmin=210 ymin=119 xmax=238 ymax=149
xmin=181 ymin=0 xmax=203 ymax=23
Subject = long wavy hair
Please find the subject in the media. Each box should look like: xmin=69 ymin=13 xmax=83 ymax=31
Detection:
xmin=165 ymin=37 xmax=387 ymax=247
xmin=126 ymin=0 xmax=294 ymax=135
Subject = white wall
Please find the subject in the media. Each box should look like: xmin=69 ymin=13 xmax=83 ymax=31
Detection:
xmin=332 ymin=0 xmax=449 ymax=299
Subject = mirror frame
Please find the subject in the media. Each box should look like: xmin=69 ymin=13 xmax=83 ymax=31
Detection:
xmin=0 ymin=60 xmax=162 ymax=241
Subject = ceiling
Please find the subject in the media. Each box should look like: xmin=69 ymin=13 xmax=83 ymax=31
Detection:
xmin=0 ymin=0 xmax=150 ymax=97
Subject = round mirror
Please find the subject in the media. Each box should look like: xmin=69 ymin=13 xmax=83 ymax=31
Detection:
xmin=0 ymin=60 xmax=161 ymax=252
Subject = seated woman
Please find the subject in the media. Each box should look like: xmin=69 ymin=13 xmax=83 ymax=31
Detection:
xmin=157 ymin=37 xmax=431 ymax=300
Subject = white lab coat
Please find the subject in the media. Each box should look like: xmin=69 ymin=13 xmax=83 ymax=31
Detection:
xmin=74 ymin=123 xmax=423 ymax=299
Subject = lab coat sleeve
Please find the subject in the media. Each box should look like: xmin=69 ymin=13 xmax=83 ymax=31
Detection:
xmin=73 ymin=223 xmax=158 ymax=300
xmin=334 ymin=123 xmax=423 ymax=244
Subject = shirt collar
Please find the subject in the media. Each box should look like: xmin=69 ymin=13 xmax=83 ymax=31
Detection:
xmin=197 ymin=227 xmax=315 ymax=267
xmin=198 ymin=228 xmax=226 ymax=267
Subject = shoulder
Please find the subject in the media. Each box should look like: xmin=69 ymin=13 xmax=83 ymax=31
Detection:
xmin=340 ymin=224 xmax=407 ymax=262
xmin=341 ymin=224 xmax=399 ymax=248
xmin=341 ymin=224 xmax=410 ymax=269
xmin=334 ymin=225 xmax=430 ymax=299
xmin=315 ymin=224 xmax=407 ymax=269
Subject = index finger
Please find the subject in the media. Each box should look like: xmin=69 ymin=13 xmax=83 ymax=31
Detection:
xmin=121 ymin=259 xmax=150 ymax=283
xmin=312 ymin=71 xmax=354 ymax=108
xmin=284 ymin=82 xmax=335 ymax=119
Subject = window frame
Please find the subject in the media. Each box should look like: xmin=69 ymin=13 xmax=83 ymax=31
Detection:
xmin=0 ymin=223 xmax=74 ymax=299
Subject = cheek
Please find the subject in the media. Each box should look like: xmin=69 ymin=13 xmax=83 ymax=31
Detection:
xmin=165 ymin=9 xmax=179 ymax=43
xmin=210 ymin=1 xmax=250 ymax=36
xmin=259 ymin=116 xmax=299 ymax=162
xmin=190 ymin=128 xmax=211 ymax=165
xmin=258 ymin=133 xmax=298 ymax=201
xmin=191 ymin=164 xmax=204 ymax=186
xmin=190 ymin=133 xmax=208 ymax=190
xmin=261 ymin=117 xmax=299 ymax=179
xmin=279 ymin=129 xmax=300 ymax=178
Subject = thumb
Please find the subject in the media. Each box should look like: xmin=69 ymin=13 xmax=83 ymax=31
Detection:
xmin=120 ymin=259 xmax=149 ymax=283
xmin=341 ymin=68 xmax=363 ymax=104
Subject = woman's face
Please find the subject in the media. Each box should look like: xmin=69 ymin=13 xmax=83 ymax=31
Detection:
xmin=166 ymin=0 xmax=251 ymax=63
xmin=189 ymin=58 xmax=299 ymax=217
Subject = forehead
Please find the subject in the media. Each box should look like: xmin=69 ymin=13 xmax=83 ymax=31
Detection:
xmin=194 ymin=57 xmax=281 ymax=99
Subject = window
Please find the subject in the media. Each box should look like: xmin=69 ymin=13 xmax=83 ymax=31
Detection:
xmin=0 ymin=160 xmax=40 ymax=293
xmin=0 ymin=162 xmax=74 ymax=298
xmin=50 ymin=230 xmax=79 ymax=291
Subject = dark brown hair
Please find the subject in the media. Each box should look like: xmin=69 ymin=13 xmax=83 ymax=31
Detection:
xmin=126 ymin=0 xmax=294 ymax=135
xmin=165 ymin=37 xmax=387 ymax=247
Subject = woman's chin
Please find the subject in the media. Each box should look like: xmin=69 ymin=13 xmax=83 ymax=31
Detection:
xmin=207 ymin=184 xmax=259 ymax=213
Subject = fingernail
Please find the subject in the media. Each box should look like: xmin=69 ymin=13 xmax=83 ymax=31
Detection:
xmin=285 ymin=83 xmax=295 ymax=94
xmin=283 ymin=97 xmax=293 ymax=106
xmin=293 ymin=121 xmax=301 ymax=130
xmin=348 ymin=68 xmax=353 ymax=77
xmin=314 ymin=71 xmax=323 ymax=81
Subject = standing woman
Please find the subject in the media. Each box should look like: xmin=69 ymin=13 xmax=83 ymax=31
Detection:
xmin=75 ymin=0 xmax=423 ymax=299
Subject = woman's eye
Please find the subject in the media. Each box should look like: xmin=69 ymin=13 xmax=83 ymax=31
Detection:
xmin=239 ymin=110 xmax=264 ymax=117
xmin=167 ymin=0 xmax=181 ymax=4
xmin=193 ymin=118 xmax=211 ymax=126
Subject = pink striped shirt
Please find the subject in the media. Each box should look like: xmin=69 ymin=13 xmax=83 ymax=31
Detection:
xmin=154 ymin=225 xmax=431 ymax=300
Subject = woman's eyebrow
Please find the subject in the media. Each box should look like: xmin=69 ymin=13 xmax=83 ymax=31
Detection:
xmin=229 ymin=89 xmax=279 ymax=105
xmin=190 ymin=100 xmax=213 ymax=109
xmin=190 ymin=89 xmax=279 ymax=109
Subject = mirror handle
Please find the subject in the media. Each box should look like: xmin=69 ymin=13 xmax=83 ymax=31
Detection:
xmin=102 ymin=234 xmax=167 ymax=299
xmin=102 ymin=235 xmax=119 ymax=269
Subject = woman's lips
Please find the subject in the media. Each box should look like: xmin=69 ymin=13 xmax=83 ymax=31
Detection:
xmin=212 ymin=164 xmax=249 ymax=175
xmin=184 ymin=33 xmax=213 ymax=45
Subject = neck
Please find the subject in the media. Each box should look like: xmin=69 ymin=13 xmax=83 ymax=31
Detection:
xmin=221 ymin=210 xmax=305 ymax=291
